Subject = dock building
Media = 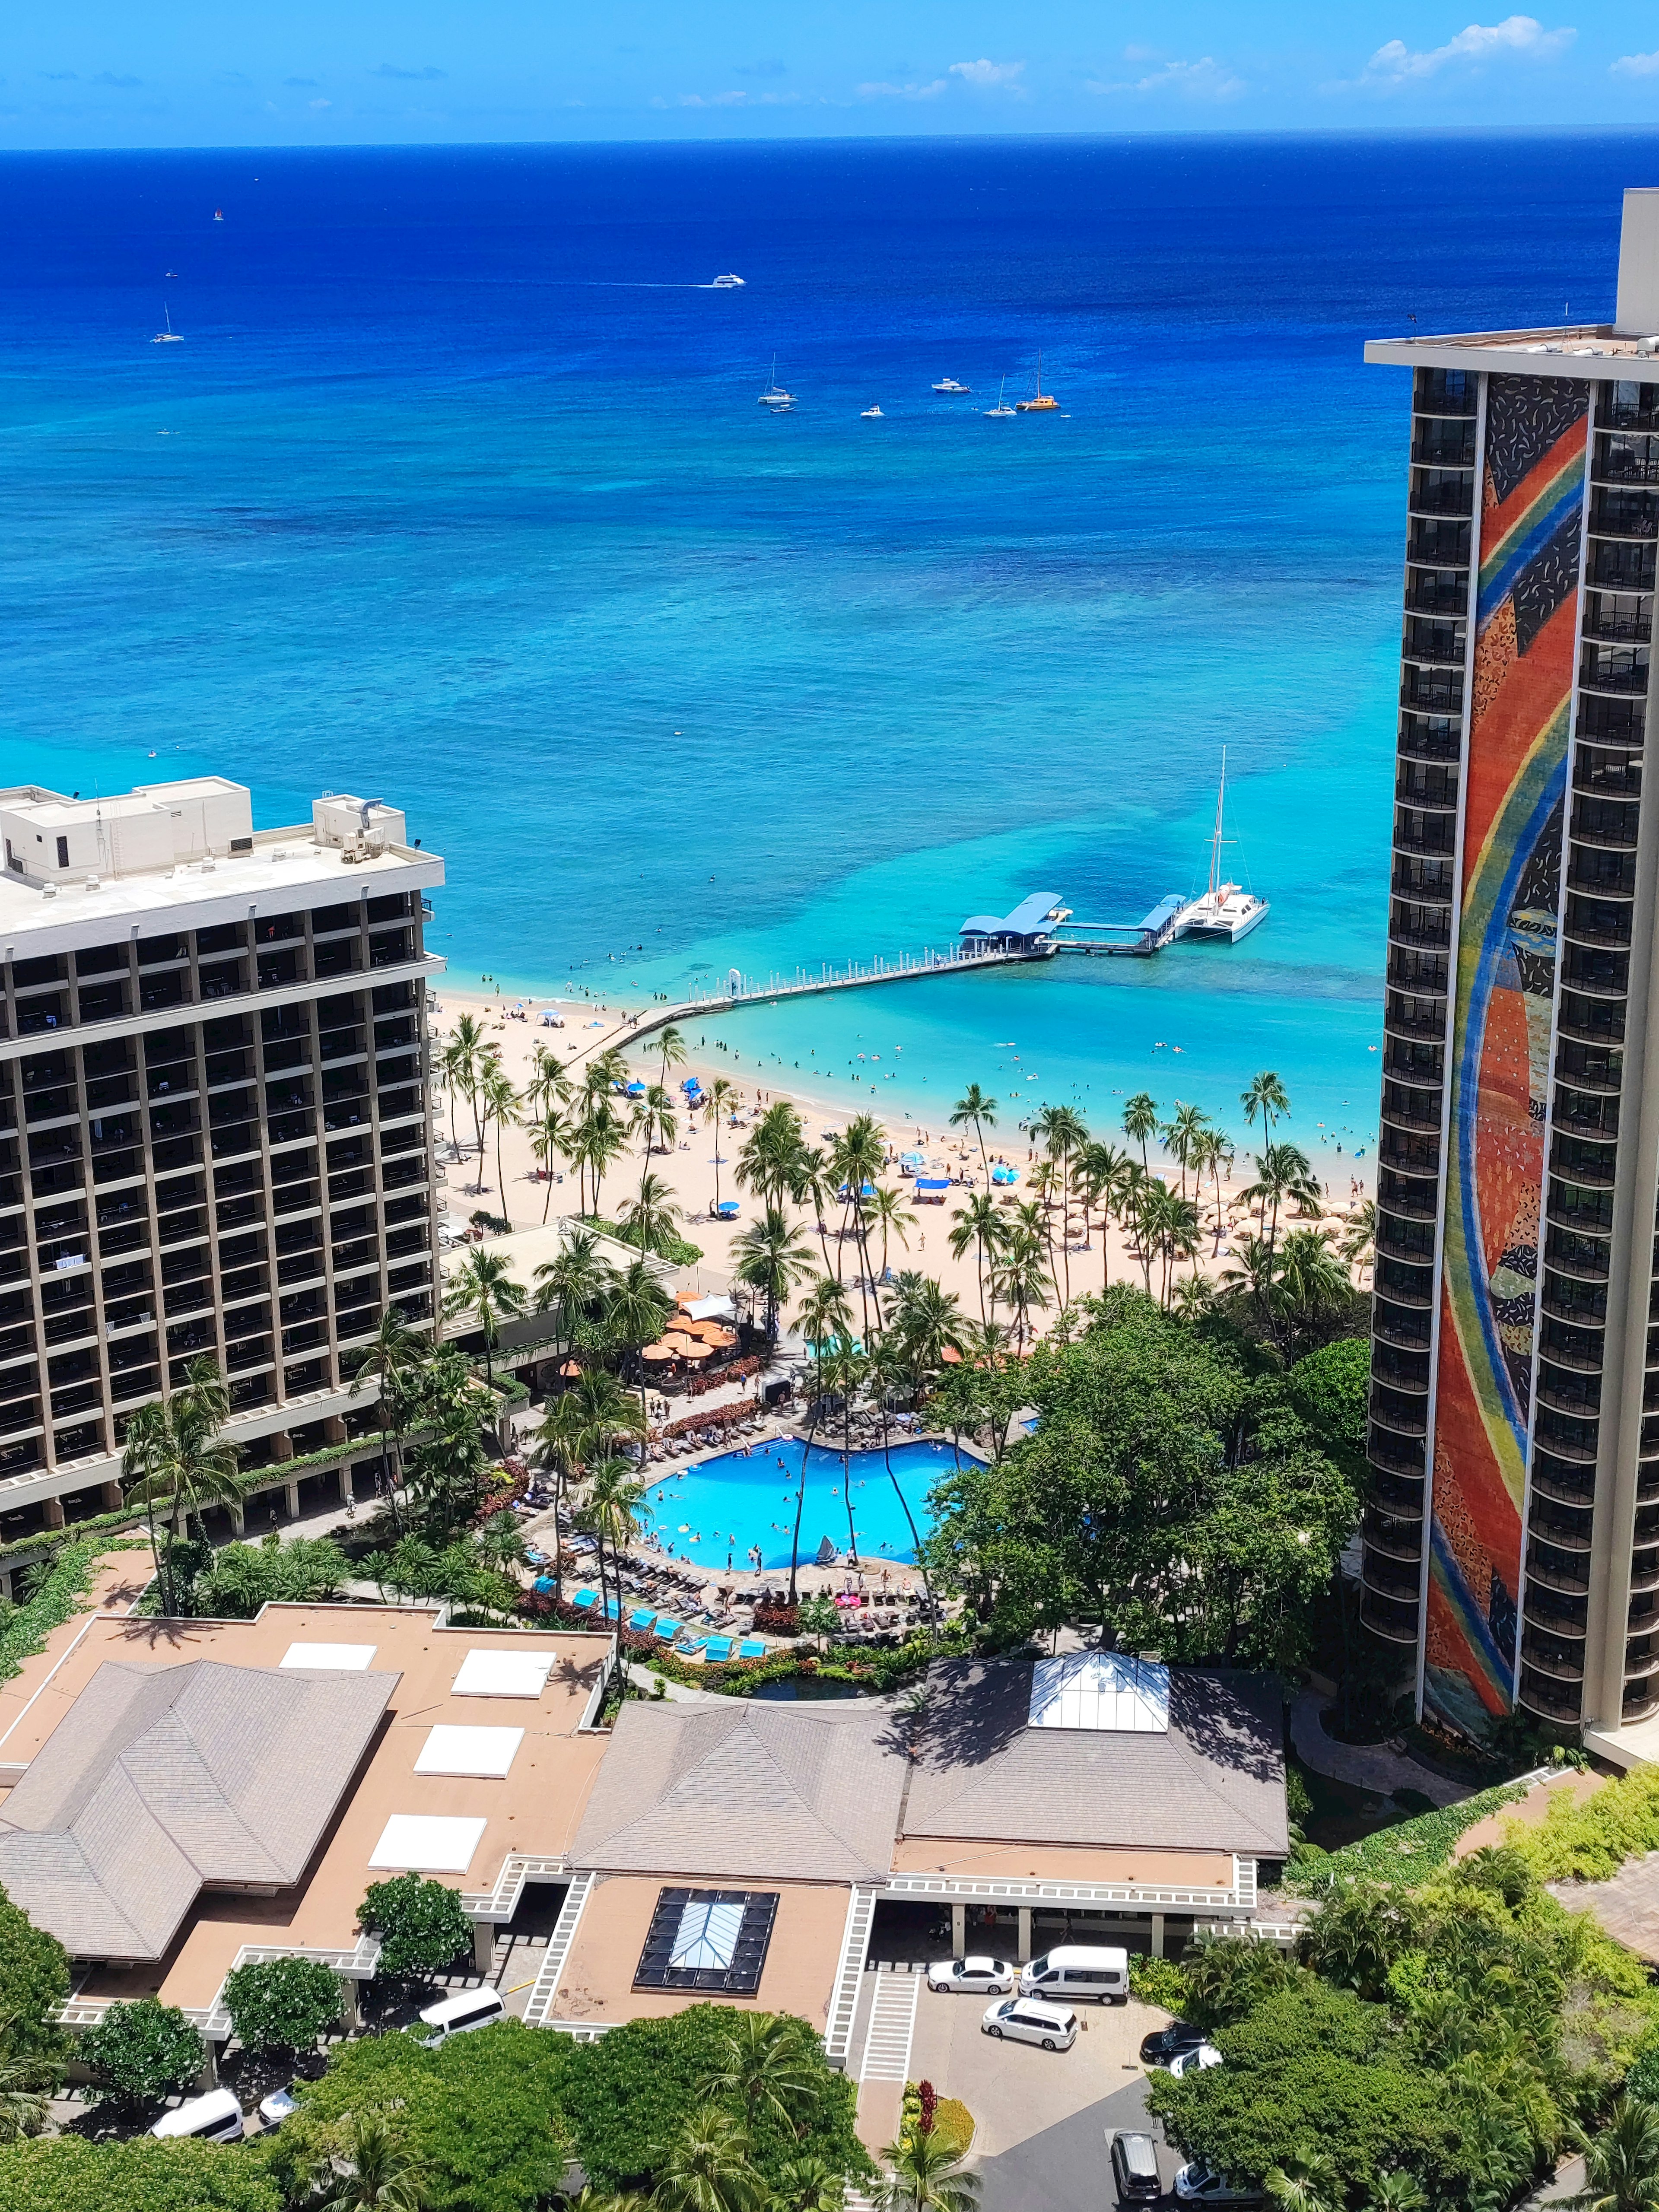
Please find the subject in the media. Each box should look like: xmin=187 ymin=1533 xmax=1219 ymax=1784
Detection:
xmin=1361 ymin=187 xmax=1659 ymax=1761
xmin=0 ymin=779 xmax=443 ymax=1565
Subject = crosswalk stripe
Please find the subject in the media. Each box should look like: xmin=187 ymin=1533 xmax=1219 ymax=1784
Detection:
xmin=858 ymin=1970 xmax=921 ymax=2084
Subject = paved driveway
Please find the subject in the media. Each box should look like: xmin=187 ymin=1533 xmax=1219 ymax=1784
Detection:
xmin=897 ymin=1984 xmax=1181 ymax=2212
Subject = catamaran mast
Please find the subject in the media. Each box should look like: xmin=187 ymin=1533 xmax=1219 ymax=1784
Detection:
xmin=1208 ymin=749 xmax=1228 ymax=903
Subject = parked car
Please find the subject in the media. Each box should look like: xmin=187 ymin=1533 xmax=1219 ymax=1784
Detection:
xmin=1141 ymin=2018 xmax=1209 ymax=2066
xmin=980 ymin=1995 xmax=1078 ymax=2050
xmin=417 ymin=1986 xmax=506 ymax=2046
xmin=1018 ymin=1943 xmax=1129 ymax=2005
xmin=149 ymin=2088 xmax=244 ymax=2144
xmin=1110 ymin=2130 xmax=1163 ymax=2202
xmin=1175 ymin=2164 xmax=1263 ymax=2206
xmin=928 ymin=1955 xmax=1015 ymax=1994
xmin=257 ymin=2085 xmax=299 ymax=2128
xmin=1167 ymin=2042 xmax=1224 ymax=2079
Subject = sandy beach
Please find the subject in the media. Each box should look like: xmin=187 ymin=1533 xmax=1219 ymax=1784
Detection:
xmin=429 ymin=980 xmax=1374 ymax=1328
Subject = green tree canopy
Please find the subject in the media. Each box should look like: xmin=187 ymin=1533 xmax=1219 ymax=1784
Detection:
xmin=923 ymin=1286 xmax=1357 ymax=1667
xmin=0 ymin=2137 xmax=281 ymax=2212
xmin=358 ymin=1873 xmax=473 ymax=1980
xmin=561 ymin=2004 xmax=871 ymax=2196
xmin=79 ymin=1998 xmax=204 ymax=2109
xmin=222 ymin=1954 xmax=343 ymax=2054
xmin=0 ymin=1885 xmax=69 ymax=2054
xmin=255 ymin=2021 xmax=570 ymax=2212
xmin=1284 ymin=1338 xmax=1369 ymax=1481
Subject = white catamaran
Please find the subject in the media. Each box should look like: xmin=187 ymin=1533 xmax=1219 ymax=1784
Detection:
xmin=1170 ymin=752 xmax=1269 ymax=943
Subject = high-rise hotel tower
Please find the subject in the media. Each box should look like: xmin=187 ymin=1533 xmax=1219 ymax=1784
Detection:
xmin=1362 ymin=189 xmax=1659 ymax=1758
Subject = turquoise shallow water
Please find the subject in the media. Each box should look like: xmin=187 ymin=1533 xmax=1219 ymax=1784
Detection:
xmin=0 ymin=134 xmax=1643 ymax=1167
xmin=637 ymin=1437 xmax=961 ymax=1572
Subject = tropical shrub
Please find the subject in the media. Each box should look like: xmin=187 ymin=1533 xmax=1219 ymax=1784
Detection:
xmin=79 ymin=1999 xmax=204 ymax=2109
xmin=1501 ymin=1767 xmax=1659 ymax=1885
xmin=189 ymin=1534 xmax=349 ymax=1620
xmin=0 ymin=1885 xmax=69 ymax=2053
xmin=358 ymin=1872 xmax=474 ymax=1979
xmin=0 ymin=1538 xmax=111 ymax=1684
xmin=1129 ymin=1955 xmax=1191 ymax=2013
xmin=251 ymin=2021 xmax=571 ymax=2212
xmin=221 ymin=1955 xmax=342 ymax=2054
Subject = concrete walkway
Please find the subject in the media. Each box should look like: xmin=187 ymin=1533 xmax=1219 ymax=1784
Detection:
xmin=1289 ymin=1688 xmax=1468 ymax=1808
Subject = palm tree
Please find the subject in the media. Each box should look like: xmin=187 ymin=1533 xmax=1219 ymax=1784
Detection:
xmin=789 ymin=1146 xmax=842 ymax=1281
xmin=706 ymin=1076 xmax=736 ymax=1214
xmin=584 ymin=1044 xmax=629 ymax=1105
xmin=790 ymin=1277 xmax=855 ymax=1602
xmin=1365 ymin=2173 xmax=1427 ymax=2212
xmin=770 ymin=2157 xmax=847 ymax=2212
xmin=533 ymin=1228 xmax=618 ymax=1365
xmin=1219 ymin=1233 xmax=1281 ymax=1332
xmin=530 ymin=1103 xmax=573 ymax=1222
xmin=822 ymin=1340 xmax=869 ymax=1561
xmin=624 ymin=1170 xmax=685 ymax=1261
xmin=480 ymin=1054 xmax=519 ymax=1204
xmin=1241 ymin=1068 xmax=1291 ymax=1140
xmin=1139 ymin=1184 xmax=1201 ymax=1308
xmin=525 ymin=1039 xmax=574 ymax=1118
xmin=475 ymin=1507 xmax=528 ymax=1578
xmin=949 ymin=1082 xmax=998 ymax=1185
xmin=1189 ymin=1126 xmax=1236 ymax=1256
xmin=1341 ymin=1198 xmax=1376 ymax=1285
xmin=604 ymin=1255 xmax=676 ymax=1430
xmin=309 ymin=2110 xmax=430 ymax=2212
xmin=633 ymin=1083 xmax=678 ymax=1175
xmin=1162 ymin=1100 xmax=1212 ymax=1201
xmin=574 ymin=1100 xmax=627 ymax=1217
xmin=121 ymin=1359 xmax=244 ymax=1613
xmin=949 ymin=1192 xmax=1007 ymax=1325
xmin=655 ymin=1022 xmax=688 ymax=1103
xmin=875 ymin=2126 xmax=981 ymax=2212
xmin=442 ymin=1249 xmax=528 ymax=1385
xmin=651 ymin=2104 xmax=765 ymax=2212
xmin=697 ymin=2011 xmax=820 ymax=2133
xmin=832 ymin=1114 xmax=889 ymax=1337
xmin=990 ymin=1229 xmax=1049 ymax=1354
xmin=731 ymin=1206 xmax=814 ymax=1338
xmin=440 ymin=1013 xmax=488 ymax=1165
xmin=737 ymin=1101 xmax=806 ymax=1209
xmin=1033 ymin=1103 xmax=1088 ymax=1300
xmin=1121 ymin=1090 xmax=1160 ymax=1173
xmin=865 ymin=1183 xmax=914 ymax=1288
xmin=1274 ymin=1227 xmax=1354 ymax=1352
xmin=349 ymin=1305 xmax=428 ymax=1535
xmin=1242 ymin=1140 xmax=1321 ymax=1254
xmin=0 ymin=2019 xmax=57 ymax=2142
xmin=580 ymin=1455 xmax=649 ymax=1634
xmin=1075 ymin=1139 xmax=1135 ymax=1290
xmin=1263 ymin=2152 xmax=1341 ymax=2212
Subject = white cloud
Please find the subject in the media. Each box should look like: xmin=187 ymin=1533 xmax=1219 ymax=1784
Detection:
xmin=858 ymin=77 xmax=948 ymax=100
xmin=1613 ymin=49 xmax=1659 ymax=76
xmin=308 ymin=96 xmax=331 ymax=109
xmin=1361 ymin=16 xmax=1574 ymax=83
xmin=948 ymin=58 xmax=1027 ymax=94
xmin=1088 ymin=55 xmax=1245 ymax=99
xmin=680 ymin=89 xmax=749 ymax=106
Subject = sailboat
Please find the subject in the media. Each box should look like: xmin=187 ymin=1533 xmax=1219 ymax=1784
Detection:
xmin=758 ymin=356 xmax=795 ymax=410
xmin=152 ymin=304 xmax=183 ymax=344
xmin=1016 ymin=353 xmax=1058 ymax=412
xmin=1169 ymin=751 xmax=1269 ymax=943
xmin=984 ymin=378 xmax=1015 ymax=419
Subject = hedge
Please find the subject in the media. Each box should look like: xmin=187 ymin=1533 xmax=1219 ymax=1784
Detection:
xmin=1131 ymin=1955 xmax=1192 ymax=2012
xmin=0 ymin=1536 xmax=123 ymax=1684
xmin=1501 ymin=1764 xmax=1659 ymax=1883
xmin=1294 ymin=1780 xmax=1528 ymax=1885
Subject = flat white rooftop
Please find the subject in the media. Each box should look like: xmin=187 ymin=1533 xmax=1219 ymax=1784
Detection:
xmin=1366 ymin=325 xmax=1659 ymax=380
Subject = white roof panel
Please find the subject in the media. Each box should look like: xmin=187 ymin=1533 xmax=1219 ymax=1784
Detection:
xmin=451 ymin=1649 xmax=554 ymax=1699
xmin=368 ymin=1814 xmax=488 ymax=1872
xmin=671 ymin=1896 xmax=745 ymax=1970
xmin=280 ymin=1643 xmax=378 ymax=1671
xmin=413 ymin=1726 xmax=524 ymax=1778
xmin=1027 ymin=1650 xmax=1169 ymax=1734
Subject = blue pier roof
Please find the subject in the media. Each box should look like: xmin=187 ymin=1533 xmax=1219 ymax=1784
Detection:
xmin=959 ymin=890 xmax=1066 ymax=939
xmin=1138 ymin=893 xmax=1185 ymax=935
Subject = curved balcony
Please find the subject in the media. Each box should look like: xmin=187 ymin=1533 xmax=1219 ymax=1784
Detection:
xmin=1383 ymin=1007 xmax=1448 ymax=1046
xmin=1370 ymin=1468 xmax=1427 ymax=1516
xmin=1363 ymin=1508 xmax=1424 ymax=1560
xmin=1396 ymin=720 xmax=1463 ymax=766
xmin=1382 ymin=1046 xmax=1446 ymax=1090
xmin=1560 ymin=947 xmax=1632 ymax=997
xmin=1367 ymin=1424 xmax=1426 ymax=1477
xmin=1411 ymin=433 xmax=1476 ymax=469
xmin=1583 ymin=606 xmax=1653 ymax=644
xmin=1381 ymin=1088 xmax=1443 ymax=1134
xmin=1391 ymin=857 xmax=1456 ymax=903
xmin=1632 ymin=1555 xmax=1659 ymax=1596
xmin=1528 ymin=1510 xmax=1594 ymax=1554
xmin=1388 ymin=908 xmax=1453 ymax=953
xmin=1377 ymin=1170 xmax=1439 ymax=1221
xmin=1529 ymin=1460 xmax=1597 ymax=1509
xmin=1591 ymin=491 xmax=1659 ymax=540
xmin=1405 ymin=575 xmax=1470 ymax=617
xmin=1359 ymin=1587 xmax=1421 ymax=1646
xmin=1415 ymin=379 xmax=1477 ymax=418
xmin=1550 ymin=1137 xmax=1618 ymax=1189
xmin=1624 ymin=1679 xmax=1659 ymax=1720
xmin=1411 ymin=479 xmax=1475 ymax=518
xmin=1578 ymin=661 xmax=1651 ymax=697
xmin=1569 ymin=811 xmax=1641 ymax=852
xmin=1372 ymin=1298 xmax=1433 ymax=1350
xmin=1567 ymin=854 xmax=1639 ymax=899
xmin=1523 ymin=1586 xmax=1588 ymax=1637
xmin=1518 ymin=1671 xmax=1584 ymax=1724
xmin=1362 ymin=1550 xmax=1423 ymax=1604
xmin=1557 ymin=997 xmax=1627 ymax=1049
xmin=1375 ymin=1256 xmax=1435 ymax=1306
xmin=1626 ymin=1643 xmax=1659 ymax=1681
xmin=1377 ymin=1213 xmax=1436 ymax=1265
xmin=1547 ymin=1186 xmax=1616 ymax=1240
xmin=1370 ymin=1341 xmax=1430 ymax=1390
xmin=1401 ymin=675 xmax=1464 ymax=715
xmin=1551 ymin=1093 xmax=1620 ymax=1141
xmin=1369 ymin=1385 xmax=1429 ymax=1437
xmin=1563 ymin=906 xmax=1634 ymax=950
xmin=1519 ymin=1632 xmax=1586 ymax=1682
xmin=1379 ymin=1124 xmax=1440 ymax=1174
xmin=1537 ymin=1326 xmax=1605 ymax=1375
xmin=1525 ymin=1547 xmax=1591 ymax=1596
xmin=1596 ymin=446 xmax=1659 ymax=484
xmin=1553 ymin=1042 xmax=1624 ymax=1093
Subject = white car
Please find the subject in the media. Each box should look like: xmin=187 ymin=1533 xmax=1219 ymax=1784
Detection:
xmin=1175 ymin=2163 xmax=1263 ymax=2206
xmin=1168 ymin=2042 xmax=1224 ymax=2079
xmin=980 ymin=1996 xmax=1078 ymax=2050
xmin=928 ymin=1955 xmax=1015 ymax=1994
xmin=258 ymin=2085 xmax=299 ymax=2127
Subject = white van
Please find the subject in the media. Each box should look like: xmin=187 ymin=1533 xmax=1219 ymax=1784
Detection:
xmin=1019 ymin=1944 xmax=1130 ymax=2004
xmin=150 ymin=2088 xmax=244 ymax=2143
xmin=417 ymin=1986 xmax=506 ymax=2046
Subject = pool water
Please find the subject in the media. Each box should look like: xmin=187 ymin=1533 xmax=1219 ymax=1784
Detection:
xmin=637 ymin=1437 xmax=964 ymax=1574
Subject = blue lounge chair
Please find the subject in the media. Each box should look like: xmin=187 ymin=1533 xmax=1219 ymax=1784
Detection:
xmin=703 ymin=1636 xmax=734 ymax=1663
xmin=737 ymin=1638 xmax=766 ymax=1660
xmin=677 ymin=1634 xmax=708 ymax=1657
xmin=532 ymin=1575 xmax=555 ymax=1595
xmin=654 ymin=1617 xmax=682 ymax=1642
xmin=604 ymin=1596 xmax=621 ymax=1621
xmin=570 ymin=1588 xmax=599 ymax=1613
xmin=628 ymin=1607 xmax=657 ymax=1631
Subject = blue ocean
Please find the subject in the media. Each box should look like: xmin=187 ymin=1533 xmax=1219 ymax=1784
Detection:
xmin=0 ymin=133 xmax=1647 ymax=1162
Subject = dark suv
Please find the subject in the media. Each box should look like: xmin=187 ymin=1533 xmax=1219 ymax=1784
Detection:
xmin=1139 ymin=2019 xmax=1208 ymax=2067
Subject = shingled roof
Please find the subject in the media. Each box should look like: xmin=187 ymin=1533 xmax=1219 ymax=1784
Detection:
xmin=571 ymin=1700 xmax=908 ymax=1884
xmin=903 ymin=1657 xmax=1287 ymax=1857
xmin=0 ymin=1659 xmax=396 ymax=1961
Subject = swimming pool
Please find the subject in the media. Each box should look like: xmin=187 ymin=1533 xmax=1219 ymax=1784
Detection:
xmin=637 ymin=1437 xmax=966 ymax=1574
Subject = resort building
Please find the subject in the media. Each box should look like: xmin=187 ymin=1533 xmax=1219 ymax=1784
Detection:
xmin=0 ymin=1613 xmax=1284 ymax=2061
xmin=0 ymin=779 xmax=443 ymax=1578
xmin=1362 ymin=185 xmax=1659 ymax=1761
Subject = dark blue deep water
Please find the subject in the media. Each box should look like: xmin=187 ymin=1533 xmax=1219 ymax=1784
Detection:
xmin=0 ymin=133 xmax=1652 ymax=1153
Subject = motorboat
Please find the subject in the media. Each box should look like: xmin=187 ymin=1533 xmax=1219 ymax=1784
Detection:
xmin=1016 ymin=353 xmax=1058 ymax=411
xmin=932 ymin=376 xmax=971 ymax=394
xmin=861 ymin=404 xmax=884 ymax=418
xmin=984 ymin=377 xmax=1015 ymax=419
xmin=712 ymin=273 xmax=745 ymax=288
xmin=152 ymin=304 xmax=183 ymax=344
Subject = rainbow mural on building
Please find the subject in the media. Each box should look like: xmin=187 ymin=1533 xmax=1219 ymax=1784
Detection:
xmin=1424 ymin=375 xmax=1587 ymax=1738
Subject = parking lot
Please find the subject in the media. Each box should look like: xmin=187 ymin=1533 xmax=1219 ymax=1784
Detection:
xmin=855 ymin=1973 xmax=1184 ymax=2212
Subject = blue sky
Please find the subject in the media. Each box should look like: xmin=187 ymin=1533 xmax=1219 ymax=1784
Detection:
xmin=7 ymin=5 xmax=1659 ymax=148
